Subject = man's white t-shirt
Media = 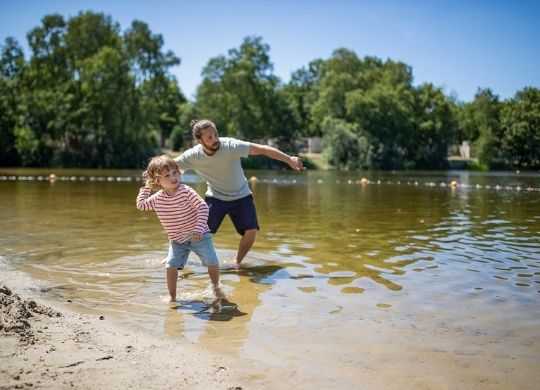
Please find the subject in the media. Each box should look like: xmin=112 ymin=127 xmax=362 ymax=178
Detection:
xmin=175 ymin=137 xmax=251 ymax=201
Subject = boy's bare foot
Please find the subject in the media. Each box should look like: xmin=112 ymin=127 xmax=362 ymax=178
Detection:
xmin=212 ymin=285 xmax=225 ymax=300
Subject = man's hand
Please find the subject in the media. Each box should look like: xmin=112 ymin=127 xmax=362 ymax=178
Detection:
xmin=191 ymin=232 xmax=203 ymax=242
xmin=288 ymin=156 xmax=304 ymax=171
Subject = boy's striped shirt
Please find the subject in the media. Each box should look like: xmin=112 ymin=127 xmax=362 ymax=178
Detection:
xmin=136 ymin=184 xmax=209 ymax=243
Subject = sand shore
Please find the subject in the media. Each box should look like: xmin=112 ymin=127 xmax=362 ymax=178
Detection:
xmin=2 ymin=282 xmax=540 ymax=390
xmin=1 ymin=284 xmax=255 ymax=389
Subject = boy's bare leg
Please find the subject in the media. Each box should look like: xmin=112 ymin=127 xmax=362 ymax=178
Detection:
xmin=207 ymin=265 xmax=220 ymax=286
xmin=166 ymin=267 xmax=178 ymax=302
xmin=236 ymin=229 xmax=257 ymax=264
xmin=208 ymin=265 xmax=224 ymax=298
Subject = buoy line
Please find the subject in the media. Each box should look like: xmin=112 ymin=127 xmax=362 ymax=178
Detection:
xmin=0 ymin=174 xmax=539 ymax=192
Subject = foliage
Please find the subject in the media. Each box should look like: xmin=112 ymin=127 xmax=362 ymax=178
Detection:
xmin=304 ymin=49 xmax=456 ymax=169
xmin=281 ymin=59 xmax=324 ymax=137
xmin=195 ymin=36 xmax=298 ymax=148
xmin=321 ymin=117 xmax=374 ymax=170
xmin=456 ymin=88 xmax=502 ymax=167
xmin=0 ymin=12 xmax=184 ymax=167
xmin=499 ymin=88 xmax=540 ymax=168
xmin=169 ymin=125 xmax=185 ymax=151
xmin=1 ymin=16 xmax=538 ymax=170
xmin=410 ymin=83 xmax=457 ymax=169
xmin=0 ymin=37 xmax=24 ymax=165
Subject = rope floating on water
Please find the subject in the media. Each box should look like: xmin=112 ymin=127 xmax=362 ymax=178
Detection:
xmin=0 ymin=174 xmax=539 ymax=192
xmin=0 ymin=175 xmax=141 ymax=182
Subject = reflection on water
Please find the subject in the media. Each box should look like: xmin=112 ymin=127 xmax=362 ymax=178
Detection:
xmin=1 ymin=169 xmax=540 ymax=356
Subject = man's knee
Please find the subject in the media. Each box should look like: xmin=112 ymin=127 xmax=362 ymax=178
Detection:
xmin=243 ymin=229 xmax=257 ymax=239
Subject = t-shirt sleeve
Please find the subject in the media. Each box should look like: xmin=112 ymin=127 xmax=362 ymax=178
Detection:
xmin=225 ymin=138 xmax=251 ymax=159
xmin=175 ymin=152 xmax=193 ymax=171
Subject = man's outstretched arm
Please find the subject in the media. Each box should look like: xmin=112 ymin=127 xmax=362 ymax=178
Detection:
xmin=249 ymin=143 xmax=304 ymax=171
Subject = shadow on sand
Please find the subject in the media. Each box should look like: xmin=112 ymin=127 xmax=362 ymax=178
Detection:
xmin=172 ymin=264 xmax=289 ymax=322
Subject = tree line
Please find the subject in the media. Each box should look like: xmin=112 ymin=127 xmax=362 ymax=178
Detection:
xmin=1 ymin=11 xmax=539 ymax=170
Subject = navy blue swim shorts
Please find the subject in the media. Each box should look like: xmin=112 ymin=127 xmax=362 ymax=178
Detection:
xmin=205 ymin=195 xmax=260 ymax=235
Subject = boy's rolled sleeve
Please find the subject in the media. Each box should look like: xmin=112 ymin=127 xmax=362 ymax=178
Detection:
xmin=136 ymin=187 xmax=157 ymax=210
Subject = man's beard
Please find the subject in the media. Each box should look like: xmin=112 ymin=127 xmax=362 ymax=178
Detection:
xmin=203 ymin=140 xmax=220 ymax=153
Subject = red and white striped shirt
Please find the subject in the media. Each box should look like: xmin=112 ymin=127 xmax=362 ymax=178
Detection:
xmin=136 ymin=184 xmax=209 ymax=244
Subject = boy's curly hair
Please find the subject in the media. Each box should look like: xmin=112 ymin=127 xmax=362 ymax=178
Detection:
xmin=143 ymin=155 xmax=179 ymax=191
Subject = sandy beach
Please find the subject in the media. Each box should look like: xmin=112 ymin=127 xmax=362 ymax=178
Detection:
xmin=3 ymin=281 xmax=540 ymax=390
xmin=1 ymin=284 xmax=257 ymax=390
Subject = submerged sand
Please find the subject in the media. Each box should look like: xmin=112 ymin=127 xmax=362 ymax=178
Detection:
xmin=1 ymin=283 xmax=539 ymax=390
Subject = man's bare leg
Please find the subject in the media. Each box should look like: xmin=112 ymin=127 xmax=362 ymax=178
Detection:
xmin=236 ymin=229 xmax=257 ymax=265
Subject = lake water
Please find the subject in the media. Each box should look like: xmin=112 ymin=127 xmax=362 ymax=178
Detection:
xmin=1 ymin=168 xmax=539 ymax=386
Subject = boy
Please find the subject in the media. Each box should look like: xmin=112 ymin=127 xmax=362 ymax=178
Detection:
xmin=136 ymin=155 xmax=224 ymax=302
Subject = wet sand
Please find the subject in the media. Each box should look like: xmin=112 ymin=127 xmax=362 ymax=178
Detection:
xmin=2 ymin=282 xmax=540 ymax=390
xmin=1 ymin=284 xmax=252 ymax=389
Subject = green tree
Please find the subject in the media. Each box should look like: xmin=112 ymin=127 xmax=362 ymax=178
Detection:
xmin=13 ymin=14 xmax=71 ymax=165
xmin=456 ymin=88 xmax=502 ymax=167
xmin=1 ymin=11 xmax=184 ymax=168
xmin=195 ymin=36 xmax=296 ymax=146
xmin=499 ymin=87 xmax=540 ymax=168
xmin=321 ymin=117 xmax=373 ymax=170
xmin=124 ymin=20 xmax=184 ymax=147
xmin=308 ymin=49 xmax=420 ymax=169
xmin=169 ymin=102 xmax=198 ymax=150
xmin=140 ymin=75 xmax=186 ymax=147
xmin=282 ymin=59 xmax=324 ymax=136
xmin=410 ymin=83 xmax=457 ymax=169
xmin=346 ymin=82 xmax=415 ymax=169
xmin=0 ymin=37 xmax=24 ymax=165
xmin=76 ymin=46 xmax=151 ymax=167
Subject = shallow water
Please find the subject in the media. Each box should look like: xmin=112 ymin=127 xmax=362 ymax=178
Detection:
xmin=1 ymin=168 xmax=540 ymax=374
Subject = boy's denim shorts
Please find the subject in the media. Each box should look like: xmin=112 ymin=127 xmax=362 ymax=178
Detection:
xmin=165 ymin=233 xmax=219 ymax=269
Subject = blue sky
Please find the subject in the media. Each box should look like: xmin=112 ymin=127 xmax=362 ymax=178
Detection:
xmin=1 ymin=0 xmax=539 ymax=102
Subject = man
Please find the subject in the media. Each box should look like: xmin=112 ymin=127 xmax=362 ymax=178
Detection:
xmin=175 ymin=119 xmax=303 ymax=266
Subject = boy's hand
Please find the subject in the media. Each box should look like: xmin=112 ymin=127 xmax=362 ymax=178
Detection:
xmin=191 ymin=232 xmax=203 ymax=241
xmin=142 ymin=170 xmax=152 ymax=188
